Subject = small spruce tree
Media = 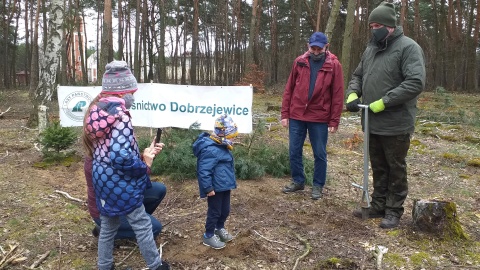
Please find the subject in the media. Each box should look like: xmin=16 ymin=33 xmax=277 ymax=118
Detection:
xmin=39 ymin=121 xmax=77 ymax=156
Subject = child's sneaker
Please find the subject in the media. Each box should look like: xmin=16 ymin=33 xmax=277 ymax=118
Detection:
xmin=202 ymin=234 xmax=226 ymax=249
xmin=214 ymin=228 xmax=233 ymax=242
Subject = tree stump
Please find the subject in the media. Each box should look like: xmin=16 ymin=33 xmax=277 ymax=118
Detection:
xmin=412 ymin=199 xmax=468 ymax=239
xmin=38 ymin=105 xmax=48 ymax=133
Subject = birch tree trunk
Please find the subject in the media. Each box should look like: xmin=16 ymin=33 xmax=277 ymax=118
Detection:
xmin=28 ymin=0 xmax=64 ymax=127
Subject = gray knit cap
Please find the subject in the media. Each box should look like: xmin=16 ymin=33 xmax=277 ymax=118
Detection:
xmin=368 ymin=2 xmax=397 ymax=28
xmin=101 ymin=60 xmax=138 ymax=94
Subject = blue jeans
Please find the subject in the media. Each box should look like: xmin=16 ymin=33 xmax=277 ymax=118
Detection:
xmin=289 ymin=119 xmax=328 ymax=187
xmin=94 ymin=182 xmax=167 ymax=239
xmin=97 ymin=205 xmax=161 ymax=270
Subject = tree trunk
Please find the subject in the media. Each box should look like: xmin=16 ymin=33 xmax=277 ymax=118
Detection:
xmin=27 ymin=0 xmax=41 ymax=127
xmin=269 ymin=0 xmax=278 ymax=84
xmin=118 ymin=0 xmax=124 ymax=60
xmin=142 ymin=0 xmax=148 ymax=82
xmin=472 ymin=0 xmax=480 ymax=91
xmin=99 ymin=0 xmax=112 ymax=84
xmin=24 ymin=0 xmax=31 ymax=86
xmin=292 ymin=0 xmax=301 ymax=57
xmin=400 ymin=0 xmax=408 ymax=35
xmin=42 ymin=0 xmax=47 ymax=51
xmin=191 ymin=0 xmax=199 ymax=85
xmin=247 ymin=0 xmax=259 ymax=66
xmin=412 ymin=199 xmax=468 ymax=240
xmin=325 ymin=0 xmax=341 ymax=40
xmin=11 ymin=1 xmax=21 ymax=89
xmin=157 ymin=0 xmax=166 ymax=83
xmin=79 ymin=10 xmax=88 ymax=85
xmin=233 ymin=0 xmax=242 ymax=84
xmin=341 ymin=0 xmax=356 ymax=87
xmin=181 ymin=9 xmax=187 ymax=85
xmin=464 ymin=0 xmax=476 ymax=91
xmin=95 ymin=2 xmax=100 ymax=82
xmin=224 ymin=1 xmax=229 ymax=85
xmin=134 ymin=0 xmax=141 ymax=79
xmin=316 ymin=0 xmax=323 ymax=31
xmin=28 ymin=0 xmax=64 ymax=127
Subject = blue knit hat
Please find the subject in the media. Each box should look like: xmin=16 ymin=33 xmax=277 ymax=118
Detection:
xmin=214 ymin=115 xmax=238 ymax=139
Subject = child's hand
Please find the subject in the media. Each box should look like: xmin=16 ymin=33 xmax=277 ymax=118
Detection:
xmin=150 ymin=139 xmax=165 ymax=156
xmin=207 ymin=191 xmax=215 ymax=197
xmin=142 ymin=148 xmax=155 ymax=168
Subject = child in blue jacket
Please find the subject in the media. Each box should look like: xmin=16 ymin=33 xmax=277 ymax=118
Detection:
xmin=192 ymin=115 xmax=238 ymax=249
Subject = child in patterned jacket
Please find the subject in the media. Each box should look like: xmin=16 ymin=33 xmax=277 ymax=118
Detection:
xmin=82 ymin=60 xmax=169 ymax=270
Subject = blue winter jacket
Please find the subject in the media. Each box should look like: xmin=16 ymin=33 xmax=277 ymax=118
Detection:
xmin=84 ymin=96 xmax=151 ymax=217
xmin=192 ymin=132 xmax=237 ymax=198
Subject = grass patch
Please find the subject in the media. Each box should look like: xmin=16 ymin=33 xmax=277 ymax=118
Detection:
xmin=466 ymin=158 xmax=480 ymax=167
xmin=410 ymin=251 xmax=434 ymax=267
xmin=315 ymin=257 xmax=358 ymax=269
xmin=442 ymin=152 xmax=465 ymax=163
xmin=384 ymin=253 xmax=407 ymax=268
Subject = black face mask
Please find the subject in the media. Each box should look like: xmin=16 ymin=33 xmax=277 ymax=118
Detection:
xmin=371 ymin=27 xmax=389 ymax=43
xmin=309 ymin=52 xmax=325 ymax=62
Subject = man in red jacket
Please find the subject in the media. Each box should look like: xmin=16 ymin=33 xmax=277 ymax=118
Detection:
xmin=281 ymin=32 xmax=344 ymax=200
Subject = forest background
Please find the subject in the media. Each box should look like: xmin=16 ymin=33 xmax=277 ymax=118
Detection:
xmin=1 ymin=0 xmax=480 ymax=269
xmin=0 ymin=0 xmax=479 ymax=112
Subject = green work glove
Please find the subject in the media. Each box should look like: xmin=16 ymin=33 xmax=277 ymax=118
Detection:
xmin=369 ymin=99 xmax=385 ymax=113
xmin=346 ymin=93 xmax=360 ymax=112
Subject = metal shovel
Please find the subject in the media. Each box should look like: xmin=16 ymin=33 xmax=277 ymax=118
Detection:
xmin=351 ymin=104 xmax=371 ymax=220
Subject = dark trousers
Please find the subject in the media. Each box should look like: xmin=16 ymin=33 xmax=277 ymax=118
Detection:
xmin=369 ymin=134 xmax=410 ymax=217
xmin=205 ymin=190 xmax=231 ymax=236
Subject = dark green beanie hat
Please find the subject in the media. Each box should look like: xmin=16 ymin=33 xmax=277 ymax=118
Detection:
xmin=368 ymin=2 xmax=397 ymax=27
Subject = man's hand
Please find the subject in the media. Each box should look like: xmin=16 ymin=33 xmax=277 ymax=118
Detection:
xmin=369 ymin=99 xmax=385 ymax=113
xmin=346 ymin=93 xmax=360 ymax=112
xmin=281 ymin=119 xmax=289 ymax=128
xmin=328 ymin=126 xmax=338 ymax=133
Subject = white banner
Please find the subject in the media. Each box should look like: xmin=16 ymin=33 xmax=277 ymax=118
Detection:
xmin=58 ymin=84 xmax=253 ymax=133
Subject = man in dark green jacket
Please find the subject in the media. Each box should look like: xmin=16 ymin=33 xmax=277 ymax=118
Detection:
xmin=345 ymin=2 xmax=426 ymax=228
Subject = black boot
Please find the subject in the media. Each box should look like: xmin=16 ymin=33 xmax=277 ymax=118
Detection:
xmin=92 ymin=225 xmax=100 ymax=237
xmin=155 ymin=261 xmax=170 ymax=270
xmin=379 ymin=215 xmax=400 ymax=228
